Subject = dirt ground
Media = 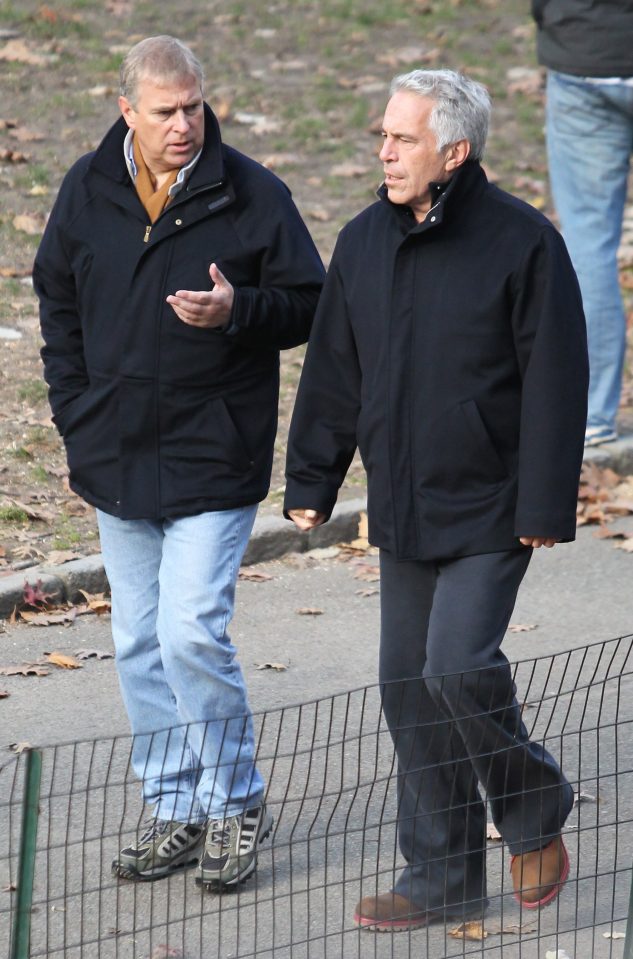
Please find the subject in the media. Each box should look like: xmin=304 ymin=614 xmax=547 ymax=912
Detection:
xmin=0 ymin=0 xmax=632 ymax=575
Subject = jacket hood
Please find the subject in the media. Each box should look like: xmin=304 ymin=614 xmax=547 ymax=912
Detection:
xmin=88 ymin=102 xmax=226 ymax=189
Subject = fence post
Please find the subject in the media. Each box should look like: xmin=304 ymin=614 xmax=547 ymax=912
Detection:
xmin=10 ymin=748 xmax=42 ymax=959
xmin=625 ymin=863 xmax=633 ymax=959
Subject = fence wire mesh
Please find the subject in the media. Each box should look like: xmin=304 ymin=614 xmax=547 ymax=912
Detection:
xmin=1 ymin=635 xmax=633 ymax=959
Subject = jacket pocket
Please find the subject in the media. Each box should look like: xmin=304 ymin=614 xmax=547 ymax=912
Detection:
xmin=418 ymin=399 xmax=508 ymax=494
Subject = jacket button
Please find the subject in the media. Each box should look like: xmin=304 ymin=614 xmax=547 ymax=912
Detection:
xmin=175 ymin=218 xmax=183 ymax=226
xmin=430 ymin=216 xmax=436 ymax=222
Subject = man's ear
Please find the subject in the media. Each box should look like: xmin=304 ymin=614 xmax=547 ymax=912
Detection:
xmin=445 ymin=139 xmax=471 ymax=172
xmin=118 ymin=96 xmax=136 ymax=130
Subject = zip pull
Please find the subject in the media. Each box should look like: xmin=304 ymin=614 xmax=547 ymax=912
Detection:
xmin=143 ymin=225 xmax=152 ymax=243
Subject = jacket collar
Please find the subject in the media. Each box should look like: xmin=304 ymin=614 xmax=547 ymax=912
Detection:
xmin=88 ymin=102 xmax=226 ymax=191
xmin=377 ymin=159 xmax=487 ymax=231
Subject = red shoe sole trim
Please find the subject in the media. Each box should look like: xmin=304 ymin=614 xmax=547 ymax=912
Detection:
xmin=511 ymin=839 xmax=570 ymax=909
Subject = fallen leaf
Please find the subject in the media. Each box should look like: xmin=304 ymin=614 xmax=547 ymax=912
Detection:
xmin=574 ymin=790 xmax=597 ymax=805
xmin=296 ymin=607 xmax=323 ymax=615
xmin=75 ymin=648 xmax=114 ymax=661
xmin=484 ymin=919 xmax=536 ymax=935
xmin=78 ymin=590 xmax=111 ymax=614
xmin=238 ymin=569 xmax=273 ymax=582
xmin=329 ymin=162 xmax=370 ymax=178
xmin=0 ymin=39 xmax=52 ymax=66
xmin=0 ymin=689 xmax=9 ymax=699
xmin=12 ymin=214 xmax=45 ymax=236
xmin=0 ymin=664 xmax=49 ymax=677
xmin=355 ymin=587 xmax=379 ymax=597
xmin=2 ymin=882 xmax=16 ymax=892
xmin=22 ymin=579 xmax=57 ymax=609
xmin=8 ymin=126 xmax=44 ymax=142
xmin=46 ymin=550 xmax=81 ymax=565
xmin=486 ymin=822 xmax=502 ymax=841
xmin=603 ymin=931 xmax=626 ymax=939
xmin=0 ymin=149 xmax=29 ymax=164
xmin=307 ymin=207 xmax=331 ymax=222
xmin=352 ymin=563 xmax=380 ymax=582
xmin=615 ymin=537 xmax=633 ymax=553
xmin=44 ymin=651 xmax=82 ymax=669
xmin=449 ymin=920 xmax=487 ymax=941
xmin=255 ymin=662 xmax=288 ymax=671
xmin=260 ymin=153 xmax=301 ymax=170
xmin=9 ymin=742 xmax=32 ymax=753
xmin=508 ymin=623 xmax=537 ymax=633
xmin=7 ymin=499 xmax=54 ymax=522
xmin=87 ymin=85 xmax=113 ymax=97
xmin=19 ymin=609 xmax=76 ymax=626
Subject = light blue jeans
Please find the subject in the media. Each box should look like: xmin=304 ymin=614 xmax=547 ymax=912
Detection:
xmin=97 ymin=506 xmax=264 ymax=823
xmin=546 ymin=70 xmax=633 ymax=432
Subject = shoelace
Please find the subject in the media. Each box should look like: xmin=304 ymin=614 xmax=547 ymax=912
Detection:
xmin=208 ymin=819 xmax=232 ymax=848
xmin=138 ymin=818 xmax=170 ymax=844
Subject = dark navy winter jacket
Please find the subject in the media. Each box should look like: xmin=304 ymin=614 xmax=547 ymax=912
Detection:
xmin=284 ymin=161 xmax=588 ymax=560
xmin=34 ymin=105 xmax=324 ymax=519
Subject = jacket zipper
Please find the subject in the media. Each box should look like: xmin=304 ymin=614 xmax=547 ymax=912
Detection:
xmin=144 ymin=225 xmax=152 ymax=243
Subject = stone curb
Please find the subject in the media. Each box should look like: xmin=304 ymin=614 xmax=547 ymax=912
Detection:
xmin=2 ymin=433 xmax=632 ymax=621
xmin=0 ymin=497 xmax=368 ymax=620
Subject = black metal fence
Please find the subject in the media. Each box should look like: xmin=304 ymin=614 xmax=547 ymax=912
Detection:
xmin=2 ymin=635 xmax=633 ymax=958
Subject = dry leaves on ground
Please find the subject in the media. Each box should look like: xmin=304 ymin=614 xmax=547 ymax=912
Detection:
xmin=296 ymin=607 xmax=323 ymax=615
xmin=0 ymin=664 xmax=49 ymax=677
xmin=238 ymin=569 xmax=273 ymax=582
xmin=578 ymin=463 xmax=633 ymax=551
xmin=255 ymin=662 xmax=288 ymax=671
xmin=43 ymin=651 xmax=82 ymax=669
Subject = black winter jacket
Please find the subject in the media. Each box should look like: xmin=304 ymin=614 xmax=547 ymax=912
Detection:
xmin=284 ymin=162 xmax=588 ymax=561
xmin=34 ymin=105 xmax=324 ymax=519
xmin=533 ymin=0 xmax=633 ymax=77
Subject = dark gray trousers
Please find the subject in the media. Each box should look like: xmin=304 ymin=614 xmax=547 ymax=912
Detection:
xmin=378 ymin=548 xmax=574 ymax=917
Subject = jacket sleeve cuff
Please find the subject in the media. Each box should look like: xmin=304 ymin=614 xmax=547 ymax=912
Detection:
xmin=283 ymin=478 xmax=339 ymax=523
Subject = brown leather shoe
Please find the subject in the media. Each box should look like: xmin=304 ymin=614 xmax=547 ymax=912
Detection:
xmin=353 ymin=892 xmax=431 ymax=931
xmin=510 ymin=836 xmax=569 ymax=909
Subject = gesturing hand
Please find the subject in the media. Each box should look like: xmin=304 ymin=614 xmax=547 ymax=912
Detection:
xmin=166 ymin=263 xmax=235 ymax=328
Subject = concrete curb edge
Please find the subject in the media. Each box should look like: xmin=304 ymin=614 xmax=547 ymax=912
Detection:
xmin=2 ymin=433 xmax=632 ymax=621
xmin=0 ymin=496 xmax=368 ymax=620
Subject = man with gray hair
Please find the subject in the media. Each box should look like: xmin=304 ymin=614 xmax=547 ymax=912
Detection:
xmin=285 ymin=69 xmax=587 ymax=929
xmin=34 ymin=36 xmax=323 ymax=889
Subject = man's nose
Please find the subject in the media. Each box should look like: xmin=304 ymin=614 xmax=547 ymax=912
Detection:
xmin=173 ymin=110 xmax=190 ymax=133
xmin=379 ymin=137 xmax=395 ymax=162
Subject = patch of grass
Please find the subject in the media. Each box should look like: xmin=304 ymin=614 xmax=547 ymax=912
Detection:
xmin=52 ymin=516 xmax=82 ymax=550
xmin=30 ymin=465 xmax=49 ymax=483
xmin=8 ymin=445 xmax=33 ymax=461
xmin=18 ymin=379 xmax=48 ymax=405
xmin=0 ymin=505 xmax=29 ymax=523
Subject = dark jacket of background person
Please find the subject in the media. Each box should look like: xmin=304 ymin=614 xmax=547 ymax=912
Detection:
xmin=532 ymin=0 xmax=633 ymax=76
xmin=34 ymin=104 xmax=324 ymax=520
xmin=284 ymin=160 xmax=588 ymax=561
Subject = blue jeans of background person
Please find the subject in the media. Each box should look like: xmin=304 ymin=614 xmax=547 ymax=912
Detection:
xmin=546 ymin=70 xmax=633 ymax=434
xmin=97 ymin=506 xmax=264 ymax=824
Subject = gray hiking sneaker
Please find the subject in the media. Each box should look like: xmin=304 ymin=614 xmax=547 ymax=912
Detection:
xmin=196 ymin=805 xmax=274 ymax=889
xmin=113 ymin=818 xmax=206 ymax=881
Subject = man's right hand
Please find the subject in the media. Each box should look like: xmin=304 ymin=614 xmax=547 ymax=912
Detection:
xmin=287 ymin=508 xmax=327 ymax=531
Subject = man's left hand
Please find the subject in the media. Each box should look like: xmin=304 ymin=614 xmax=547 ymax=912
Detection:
xmin=519 ymin=537 xmax=559 ymax=548
xmin=166 ymin=263 xmax=234 ymax=328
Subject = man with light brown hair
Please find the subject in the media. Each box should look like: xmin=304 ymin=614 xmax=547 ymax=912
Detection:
xmin=35 ymin=35 xmax=323 ymax=889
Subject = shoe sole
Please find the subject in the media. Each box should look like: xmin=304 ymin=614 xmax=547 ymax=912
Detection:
xmin=511 ymin=839 xmax=570 ymax=909
xmin=113 ymin=852 xmax=202 ymax=882
xmin=196 ymin=819 xmax=273 ymax=891
xmin=353 ymin=913 xmax=429 ymax=932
